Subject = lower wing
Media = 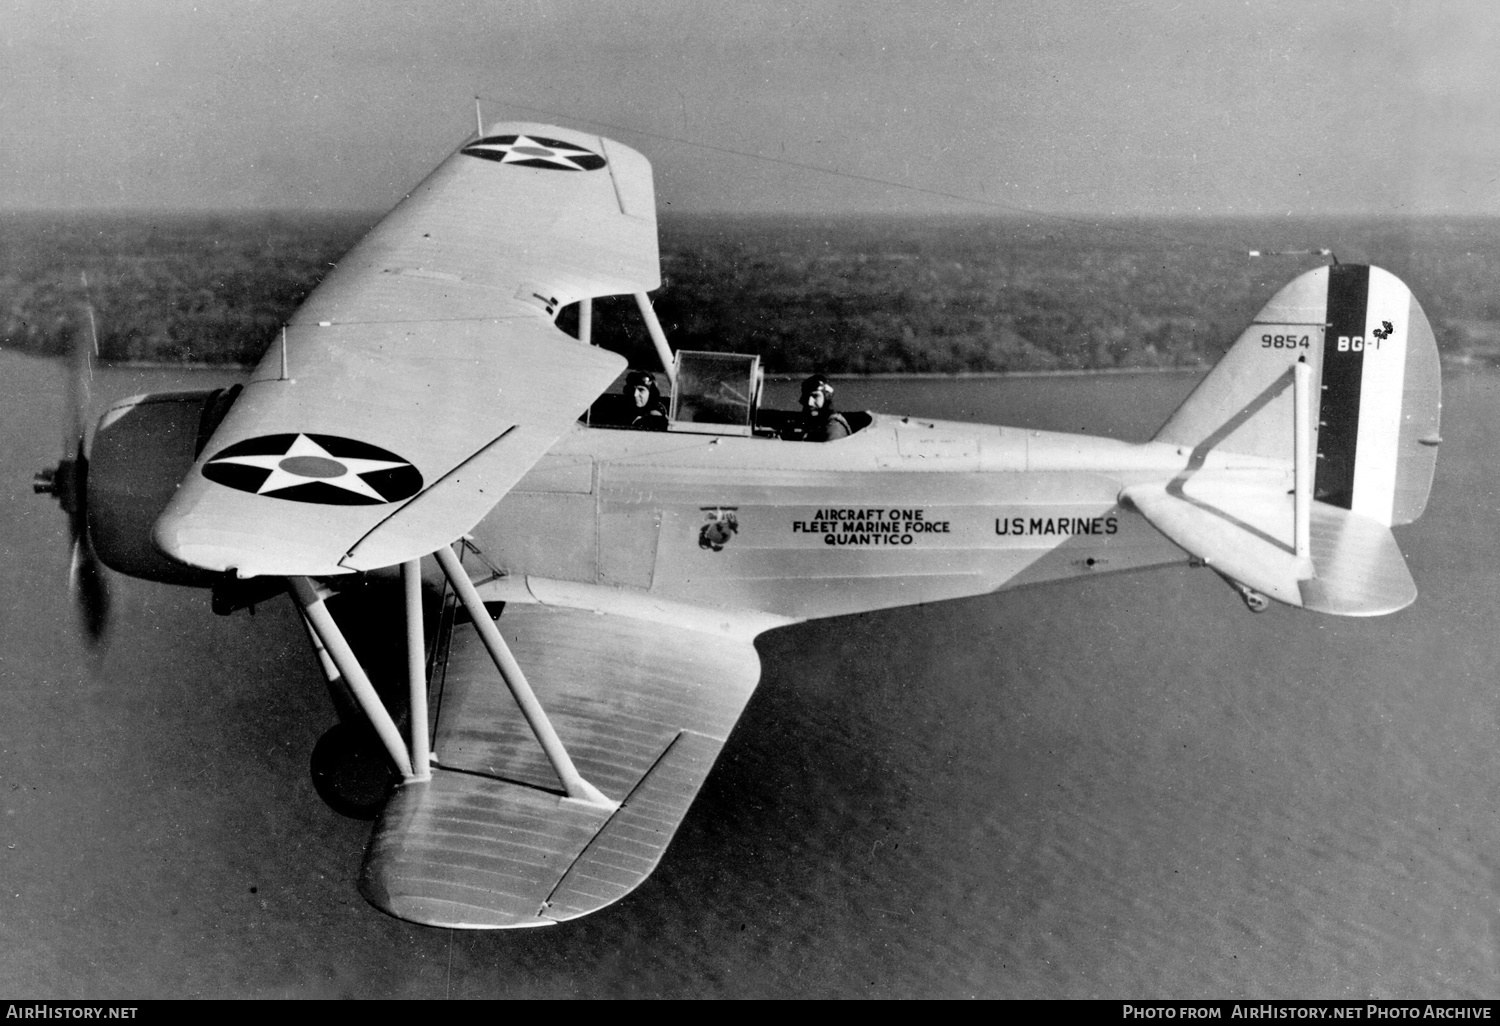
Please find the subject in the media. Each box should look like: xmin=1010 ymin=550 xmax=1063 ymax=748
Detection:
xmin=361 ymin=576 xmax=791 ymax=928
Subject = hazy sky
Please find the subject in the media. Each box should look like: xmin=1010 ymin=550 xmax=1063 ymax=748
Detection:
xmin=3 ymin=0 xmax=1498 ymax=215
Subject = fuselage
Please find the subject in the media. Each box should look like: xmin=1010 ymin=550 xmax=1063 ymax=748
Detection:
xmin=471 ymin=412 xmax=1224 ymax=621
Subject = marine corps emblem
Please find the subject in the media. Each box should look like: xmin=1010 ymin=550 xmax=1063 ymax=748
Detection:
xmin=699 ymin=507 xmax=739 ymax=551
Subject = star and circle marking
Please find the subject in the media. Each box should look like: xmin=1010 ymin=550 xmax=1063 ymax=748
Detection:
xmin=201 ymin=433 xmax=424 ymax=506
xmin=461 ymin=134 xmax=607 ymax=171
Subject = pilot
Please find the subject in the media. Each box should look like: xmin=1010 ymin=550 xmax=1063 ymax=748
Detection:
xmin=624 ymin=370 xmax=668 ymax=431
xmin=787 ymin=373 xmax=851 ymax=442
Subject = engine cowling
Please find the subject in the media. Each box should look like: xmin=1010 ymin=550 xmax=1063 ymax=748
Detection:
xmin=87 ymin=386 xmax=240 ymax=587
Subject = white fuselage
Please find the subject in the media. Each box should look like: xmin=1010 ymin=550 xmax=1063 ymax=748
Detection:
xmin=470 ymin=413 xmax=1236 ymax=621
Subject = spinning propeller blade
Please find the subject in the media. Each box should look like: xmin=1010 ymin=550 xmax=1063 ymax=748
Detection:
xmin=34 ymin=281 xmax=111 ymax=644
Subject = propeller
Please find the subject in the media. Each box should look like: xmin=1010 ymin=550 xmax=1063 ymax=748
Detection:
xmin=33 ymin=281 xmax=110 ymax=643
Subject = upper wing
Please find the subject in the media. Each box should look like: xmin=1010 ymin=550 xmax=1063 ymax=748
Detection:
xmin=360 ymin=577 xmax=792 ymax=929
xmin=154 ymin=123 xmax=657 ymax=577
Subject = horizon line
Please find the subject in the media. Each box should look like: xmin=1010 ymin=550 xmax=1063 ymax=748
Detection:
xmin=1 ymin=207 xmax=1495 ymax=221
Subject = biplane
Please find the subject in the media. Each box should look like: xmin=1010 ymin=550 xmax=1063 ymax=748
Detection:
xmin=34 ymin=122 xmax=1442 ymax=929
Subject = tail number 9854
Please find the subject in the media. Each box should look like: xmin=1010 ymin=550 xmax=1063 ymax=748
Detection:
xmin=1261 ymin=334 xmax=1310 ymax=349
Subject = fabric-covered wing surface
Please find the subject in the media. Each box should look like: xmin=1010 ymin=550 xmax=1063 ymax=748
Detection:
xmin=154 ymin=123 xmax=656 ymax=578
xmin=361 ymin=592 xmax=773 ymax=929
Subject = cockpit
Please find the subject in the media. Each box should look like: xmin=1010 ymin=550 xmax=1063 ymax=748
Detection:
xmin=587 ymin=350 xmax=871 ymax=440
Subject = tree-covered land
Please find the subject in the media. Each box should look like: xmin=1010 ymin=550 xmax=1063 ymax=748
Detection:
xmin=3 ymin=211 xmax=1497 ymax=371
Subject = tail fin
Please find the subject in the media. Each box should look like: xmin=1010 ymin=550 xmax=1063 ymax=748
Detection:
xmin=1127 ymin=265 xmax=1442 ymax=616
xmin=1154 ymin=264 xmax=1441 ymax=527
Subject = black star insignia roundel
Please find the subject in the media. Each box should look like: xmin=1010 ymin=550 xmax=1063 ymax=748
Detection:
xmin=201 ymin=434 xmax=423 ymax=506
xmin=461 ymin=134 xmax=607 ymax=171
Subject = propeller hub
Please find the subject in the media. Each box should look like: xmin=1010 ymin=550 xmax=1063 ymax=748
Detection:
xmin=34 ymin=458 xmax=80 ymax=514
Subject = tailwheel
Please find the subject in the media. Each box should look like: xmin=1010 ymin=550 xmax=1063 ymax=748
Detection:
xmin=310 ymin=722 xmax=397 ymax=820
xmin=1212 ymin=570 xmax=1272 ymax=613
xmin=1242 ymin=590 xmax=1271 ymax=613
xmin=1232 ymin=580 xmax=1271 ymax=613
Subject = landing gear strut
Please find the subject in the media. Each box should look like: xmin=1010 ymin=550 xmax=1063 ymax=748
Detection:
xmin=289 ymin=544 xmax=616 ymax=822
xmin=292 ymin=567 xmax=424 ymax=819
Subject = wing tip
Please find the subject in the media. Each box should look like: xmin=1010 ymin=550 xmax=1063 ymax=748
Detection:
xmin=360 ymin=883 xmax=558 ymax=930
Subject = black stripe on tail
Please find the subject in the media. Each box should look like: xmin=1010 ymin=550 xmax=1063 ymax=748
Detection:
xmin=1314 ymin=264 xmax=1369 ymax=510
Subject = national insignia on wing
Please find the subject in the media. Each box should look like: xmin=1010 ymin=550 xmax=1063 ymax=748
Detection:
xmin=461 ymin=134 xmax=607 ymax=171
xmin=202 ymin=433 xmax=423 ymax=505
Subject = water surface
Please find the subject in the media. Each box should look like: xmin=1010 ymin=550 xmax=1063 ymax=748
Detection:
xmin=1 ymin=354 xmax=1495 ymax=998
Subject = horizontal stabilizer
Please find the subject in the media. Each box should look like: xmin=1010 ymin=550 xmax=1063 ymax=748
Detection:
xmin=1135 ymin=263 xmax=1435 ymax=616
xmin=1123 ymin=480 xmax=1416 ymax=616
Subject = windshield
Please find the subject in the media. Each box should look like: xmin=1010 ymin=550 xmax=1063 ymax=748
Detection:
xmin=670 ymin=351 xmax=760 ymax=435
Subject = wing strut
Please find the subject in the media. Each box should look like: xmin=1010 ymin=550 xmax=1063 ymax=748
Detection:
xmin=403 ymin=559 xmax=433 ymax=780
xmin=633 ymin=292 xmax=676 ymax=388
xmin=432 ymin=545 xmax=617 ymax=809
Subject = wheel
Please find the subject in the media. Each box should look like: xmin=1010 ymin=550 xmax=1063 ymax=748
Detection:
xmin=1219 ymin=572 xmax=1272 ymax=614
xmin=310 ymin=722 xmax=396 ymax=820
xmin=1242 ymin=589 xmax=1271 ymax=613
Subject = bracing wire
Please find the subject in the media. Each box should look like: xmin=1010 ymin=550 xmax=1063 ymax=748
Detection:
xmin=476 ymin=95 xmax=1284 ymax=259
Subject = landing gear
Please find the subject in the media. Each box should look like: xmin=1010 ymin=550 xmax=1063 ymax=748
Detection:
xmin=310 ymin=722 xmax=396 ymax=820
xmin=1209 ymin=569 xmax=1272 ymax=613
xmin=1232 ymin=580 xmax=1271 ymax=613
xmin=290 ymin=545 xmax=616 ymax=824
xmin=296 ymin=574 xmax=417 ymax=820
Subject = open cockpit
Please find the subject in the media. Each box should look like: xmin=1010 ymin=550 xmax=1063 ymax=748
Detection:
xmin=586 ymin=349 xmax=872 ymax=440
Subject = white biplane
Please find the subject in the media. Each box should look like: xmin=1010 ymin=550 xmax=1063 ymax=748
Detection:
xmin=34 ymin=123 xmax=1441 ymax=929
